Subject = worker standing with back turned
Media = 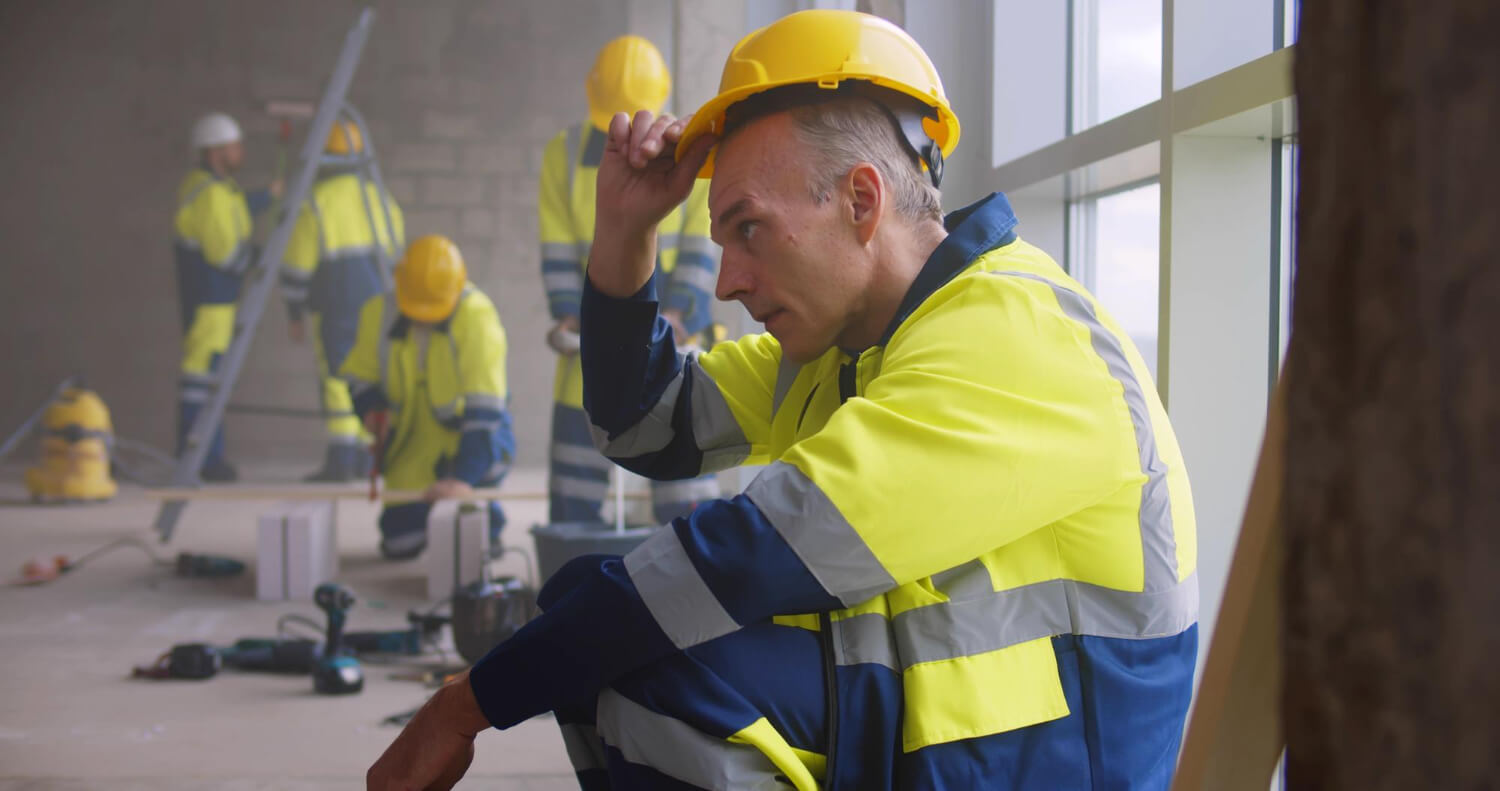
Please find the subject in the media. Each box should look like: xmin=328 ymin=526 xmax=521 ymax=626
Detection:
xmin=340 ymin=235 xmax=514 ymax=561
xmin=369 ymin=10 xmax=1199 ymax=790
xmin=173 ymin=112 xmax=280 ymax=482
xmin=282 ymin=120 xmax=405 ymax=482
xmin=539 ymin=34 xmax=721 ymax=524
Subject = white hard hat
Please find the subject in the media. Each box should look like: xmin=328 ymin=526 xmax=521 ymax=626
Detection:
xmin=190 ymin=112 xmax=242 ymax=149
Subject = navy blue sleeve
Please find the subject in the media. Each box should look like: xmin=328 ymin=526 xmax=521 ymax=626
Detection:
xmin=245 ymin=188 xmax=273 ymax=217
xmin=579 ymin=275 xmax=708 ymax=481
xmin=466 ymin=495 xmax=842 ymax=729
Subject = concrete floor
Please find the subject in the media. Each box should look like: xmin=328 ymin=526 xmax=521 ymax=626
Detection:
xmin=0 ymin=463 xmax=577 ymax=789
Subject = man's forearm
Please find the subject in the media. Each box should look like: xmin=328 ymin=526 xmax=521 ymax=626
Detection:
xmin=586 ymin=224 xmax=657 ymax=298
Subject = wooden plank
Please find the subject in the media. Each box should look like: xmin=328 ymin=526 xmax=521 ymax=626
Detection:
xmin=1171 ymin=382 xmax=1285 ymax=791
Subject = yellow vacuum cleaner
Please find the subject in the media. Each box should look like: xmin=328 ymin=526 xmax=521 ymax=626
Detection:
xmin=23 ymin=387 xmax=118 ymax=502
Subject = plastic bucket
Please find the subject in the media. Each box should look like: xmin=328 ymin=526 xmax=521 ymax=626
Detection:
xmin=530 ymin=521 xmax=658 ymax=584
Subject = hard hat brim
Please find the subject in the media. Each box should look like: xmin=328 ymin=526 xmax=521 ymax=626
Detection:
xmin=676 ymin=75 xmax=961 ymax=180
xmin=396 ymin=294 xmax=459 ymax=324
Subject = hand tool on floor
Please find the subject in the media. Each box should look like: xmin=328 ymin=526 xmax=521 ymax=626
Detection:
xmin=312 ymin=582 xmax=364 ymax=694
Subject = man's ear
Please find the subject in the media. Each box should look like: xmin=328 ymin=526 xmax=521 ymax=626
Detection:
xmin=847 ymin=162 xmax=884 ymax=246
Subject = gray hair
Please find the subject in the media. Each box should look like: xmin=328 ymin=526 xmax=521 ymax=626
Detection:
xmin=785 ymin=95 xmax=943 ymax=223
xmin=722 ymin=90 xmax=944 ymax=223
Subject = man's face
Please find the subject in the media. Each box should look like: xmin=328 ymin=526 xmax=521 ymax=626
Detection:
xmin=209 ymin=141 xmax=245 ymax=173
xmin=708 ymin=113 xmax=871 ymax=364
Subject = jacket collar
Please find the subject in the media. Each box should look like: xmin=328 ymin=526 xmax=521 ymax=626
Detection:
xmin=874 ymin=192 xmax=1019 ymax=346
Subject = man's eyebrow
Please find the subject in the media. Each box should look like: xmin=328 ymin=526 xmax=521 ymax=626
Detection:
xmin=715 ymin=197 xmax=752 ymax=232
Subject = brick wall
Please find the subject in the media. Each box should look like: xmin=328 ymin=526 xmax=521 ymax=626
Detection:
xmin=0 ymin=0 xmax=743 ymax=473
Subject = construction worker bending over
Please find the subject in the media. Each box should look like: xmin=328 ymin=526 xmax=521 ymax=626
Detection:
xmin=174 ymin=112 xmax=281 ymax=482
xmin=370 ymin=10 xmax=1198 ymax=790
xmin=539 ymin=34 xmax=721 ymax=525
xmin=283 ymin=120 xmax=405 ymax=482
xmin=340 ymin=236 xmax=514 ymax=561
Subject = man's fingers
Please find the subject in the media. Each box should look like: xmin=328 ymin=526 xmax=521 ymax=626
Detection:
xmin=628 ymin=110 xmax=656 ymax=166
xmin=639 ymin=113 xmax=677 ymax=161
xmin=671 ymin=133 xmax=718 ymax=191
xmin=608 ymin=111 xmax=632 ymax=147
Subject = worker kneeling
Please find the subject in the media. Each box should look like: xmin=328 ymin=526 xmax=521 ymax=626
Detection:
xmin=340 ymin=235 xmax=515 ymax=560
xmin=370 ymin=10 xmax=1197 ymax=790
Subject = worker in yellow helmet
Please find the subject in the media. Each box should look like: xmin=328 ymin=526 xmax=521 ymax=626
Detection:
xmin=283 ymin=119 xmax=405 ymax=482
xmin=371 ymin=10 xmax=1198 ymax=790
xmin=340 ymin=236 xmax=514 ymax=560
xmin=174 ymin=112 xmax=282 ymax=481
xmin=538 ymin=34 xmax=722 ymax=525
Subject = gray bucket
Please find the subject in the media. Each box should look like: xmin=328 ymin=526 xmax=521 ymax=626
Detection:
xmin=530 ymin=521 xmax=658 ymax=584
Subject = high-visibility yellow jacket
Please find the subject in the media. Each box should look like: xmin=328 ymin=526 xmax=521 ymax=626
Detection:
xmin=469 ymin=193 xmax=1199 ymax=788
xmin=172 ymin=169 xmax=262 ymax=322
xmin=340 ymin=287 xmax=513 ymax=489
xmin=281 ymin=171 xmax=404 ymax=323
xmin=538 ymin=122 xmax=719 ymax=408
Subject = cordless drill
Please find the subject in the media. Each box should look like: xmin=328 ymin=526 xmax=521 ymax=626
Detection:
xmin=312 ymin=583 xmax=363 ymax=694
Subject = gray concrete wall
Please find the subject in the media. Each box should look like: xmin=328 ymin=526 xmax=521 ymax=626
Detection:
xmin=0 ymin=0 xmax=742 ymax=472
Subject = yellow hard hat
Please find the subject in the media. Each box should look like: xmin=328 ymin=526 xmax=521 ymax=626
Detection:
xmin=395 ymin=236 xmax=467 ymax=323
xmin=587 ymin=35 xmax=671 ymax=133
xmin=325 ymin=120 xmax=364 ymax=156
xmin=677 ymin=9 xmax=960 ymax=181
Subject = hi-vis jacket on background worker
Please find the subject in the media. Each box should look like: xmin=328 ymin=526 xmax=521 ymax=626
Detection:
xmin=173 ymin=112 xmax=276 ymax=482
xmin=538 ymin=34 xmax=721 ymax=525
xmin=369 ymin=10 xmax=1199 ymax=791
xmin=340 ymin=236 xmax=514 ymax=561
xmin=282 ymin=120 xmax=405 ymax=483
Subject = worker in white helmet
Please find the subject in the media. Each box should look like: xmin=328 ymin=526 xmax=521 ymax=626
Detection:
xmin=172 ymin=112 xmax=281 ymax=481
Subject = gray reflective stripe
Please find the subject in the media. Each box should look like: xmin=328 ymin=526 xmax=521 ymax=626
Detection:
xmin=650 ymin=476 xmax=720 ymax=506
xmin=178 ymin=389 xmax=210 ymax=404
xmin=433 ymin=403 xmax=460 ymax=423
xmin=551 ymin=442 xmax=612 ymax=470
xmin=482 ymin=459 xmax=511 ymax=483
xmin=677 ymin=234 xmax=719 ymax=257
xmin=178 ymin=179 xmax=213 ymax=209
xmin=771 ymin=356 xmax=801 ymax=415
xmin=174 ymin=236 xmax=203 ymax=250
xmin=329 ymin=434 xmax=361 ymax=446
xmin=465 ymin=393 xmax=505 ymax=412
xmin=687 ymin=360 xmax=752 ymax=473
xmin=670 ymin=260 xmax=719 ymax=293
xmin=743 ymin=462 xmax=896 ymax=607
xmin=894 ymin=572 xmax=1200 ymax=666
xmin=624 ymin=526 xmax=740 ymax=650
xmin=658 ymin=231 xmax=682 ymax=252
xmin=992 ymin=271 xmax=1180 ymax=591
xmin=553 ymin=474 xmax=611 ymax=502
xmin=558 ymin=721 xmax=608 ymax=773
xmin=461 ymin=418 xmax=505 ymax=433
xmin=588 ymin=374 xmax=683 ymax=458
xmin=307 ymin=194 xmax=329 ymax=260
xmin=565 ymin=124 xmax=581 ymax=197
xmin=223 ymin=241 xmax=253 ymax=274
xmin=324 ymin=243 xmax=385 ymax=263
xmin=596 ymin=689 xmax=792 ymax=790
xmin=832 ymin=612 xmax=899 ymax=671
xmin=931 ymin=558 xmax=994 ymax=600
xmin=541 ymin=242 xmax=581 ymax=262
xmin=544 ymin=270 xmax=584 ymax=294
xmin=345 ymin=376 xmax=378 ymax=398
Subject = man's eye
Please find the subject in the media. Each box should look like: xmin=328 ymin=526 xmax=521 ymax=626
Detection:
xmin=739 ymin=221 xmax=758 ymax=241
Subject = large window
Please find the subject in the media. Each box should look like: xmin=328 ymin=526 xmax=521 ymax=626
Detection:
xmin=1071 ymin=181 xmax=1161 ymax=378
xmin=1071 ymin=0 xmax=1161 ymax=130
